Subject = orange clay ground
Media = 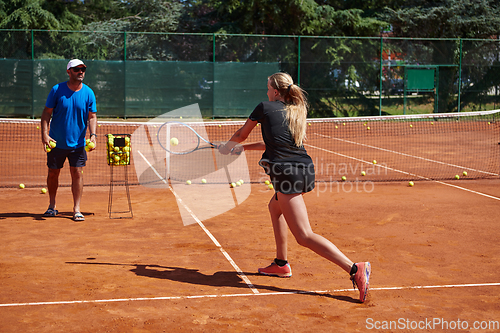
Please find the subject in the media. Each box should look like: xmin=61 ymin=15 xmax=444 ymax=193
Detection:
xmin=1 ymin=179 xmax=499 ymax=332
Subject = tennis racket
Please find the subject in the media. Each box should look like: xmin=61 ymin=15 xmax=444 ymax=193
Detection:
xmin=157 ymin=121 xmax=219 ymax=155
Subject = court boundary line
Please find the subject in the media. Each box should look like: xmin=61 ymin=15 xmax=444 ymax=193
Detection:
xmin=312 ymin=133 xmax=497 ymax=176
xmin=305 ymin=141 xmax=500 ymax=201
xmin=1 ymin=282 xmax=498 ymax=307
xmin=136 ymin=150 xmax=259 ymax=294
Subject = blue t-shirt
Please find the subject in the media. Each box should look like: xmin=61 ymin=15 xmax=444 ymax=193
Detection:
xmin=45 ymin=82 xmax=97 ymax=150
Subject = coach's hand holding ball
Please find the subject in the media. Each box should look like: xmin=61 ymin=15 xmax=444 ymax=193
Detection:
xmin=85 ymin=136 xmax=96 ymax=152
xmin=44 ymin=139 xmax=56 ymax=152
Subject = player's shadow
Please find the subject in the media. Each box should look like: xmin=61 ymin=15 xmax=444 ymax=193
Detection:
xmin=0 ymin=212 xmax=94 ymax=221
xmin=66 ymin=261 xmax=359 ymax=303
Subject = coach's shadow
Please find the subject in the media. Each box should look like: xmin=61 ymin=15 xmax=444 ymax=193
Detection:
xmin=66 ymin=262 xmax=359 ymax=303
xmin=0 ymin=212 xmax=94 ymax=221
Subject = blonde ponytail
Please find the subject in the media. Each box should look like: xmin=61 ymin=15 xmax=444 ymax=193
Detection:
xmin=268 ymin=73 xmax=309 ymax=147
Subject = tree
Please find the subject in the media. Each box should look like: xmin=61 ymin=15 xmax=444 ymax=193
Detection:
xmin=380 ymin=0 xmax=500 ymax=112
xmin=179 ymin=0 xmax=387 ymax=36
xmin=0 ymin=0 xmax=82 ymax=30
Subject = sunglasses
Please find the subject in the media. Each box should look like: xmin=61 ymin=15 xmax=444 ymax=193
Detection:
xmin=71 ymin=67 xmax=86 ymax=73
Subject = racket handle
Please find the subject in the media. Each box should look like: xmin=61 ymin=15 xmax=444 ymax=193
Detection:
xmin=230 ymin=147 xmax=242 ymax=155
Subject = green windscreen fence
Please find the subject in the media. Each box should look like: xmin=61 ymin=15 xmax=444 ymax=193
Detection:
xmin=0 ymin=59 xmax=278 ymax=118
xmin=1 ymin=30 xmax=500 ymax=118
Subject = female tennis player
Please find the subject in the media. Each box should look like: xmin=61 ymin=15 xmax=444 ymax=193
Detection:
xmin=219 ymin=72 xmax=371 ymax=302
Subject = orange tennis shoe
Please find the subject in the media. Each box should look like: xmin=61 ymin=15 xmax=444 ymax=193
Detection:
xmin=258 ymin=262 xmax=292 ymax=278
xmin=350 ymin=262 xmax=371 ymax=303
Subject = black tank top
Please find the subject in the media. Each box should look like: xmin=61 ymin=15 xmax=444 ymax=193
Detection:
xmin=249 ymin=101 xmax=313 ymax=166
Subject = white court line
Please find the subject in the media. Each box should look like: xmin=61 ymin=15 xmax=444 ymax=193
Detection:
xmin=312 ymin=133 xmax=497 ymax=176
xmin=305 ymin=139 xmax=500 ymax=201
xmin=136 ymin=150 xmax=259 ymax=294
xmin=1 ymin=282 xmax=498 ymax=307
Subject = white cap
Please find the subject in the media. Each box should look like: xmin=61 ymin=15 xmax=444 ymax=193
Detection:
xmin=67 ymin=59 xmax=86 ymax=70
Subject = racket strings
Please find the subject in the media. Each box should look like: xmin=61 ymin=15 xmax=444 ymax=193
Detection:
xmin=162 ymin=124 xmax=201 ymax=154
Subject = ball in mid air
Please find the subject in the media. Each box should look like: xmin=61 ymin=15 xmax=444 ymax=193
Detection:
xmin=170 ymin=137 xmax=179 ymax=146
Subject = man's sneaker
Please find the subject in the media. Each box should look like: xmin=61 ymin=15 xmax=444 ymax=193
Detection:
xmin=350 ymin=262 xmax=371 ymax=303
xmin=258 ymin=262 xmax=292 ymax=278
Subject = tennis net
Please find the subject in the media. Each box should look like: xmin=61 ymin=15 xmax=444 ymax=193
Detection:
xmin=0 ymin=110 xmax=498 ymax=188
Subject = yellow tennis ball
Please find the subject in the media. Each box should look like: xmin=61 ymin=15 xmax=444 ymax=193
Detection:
xmin=455 ymin=175 xmax=460 ymax=180
xmin=170 ymin=137 xmax=179 ymax=146
xmin=87 ymin=142 xmax=95 ymax=149
xmin=201 ymin=179 xmax=207 ymax=184
xmin=373 ymin=160 xmax=377 ymax=164
xmin=19 ymin=183 xmax=25 ymax=189
xmin=462 ymin=171 xmax=467 ymax=176
xmin=218 ymin=124 xmax=222 ymax=128
xmin=114 ymin=146 xmax=120 ymax=152
xmin=239 ymin=179 xmax=244 ymax=184
xmin=46 ymin=146 xmax=51 ymax=153
xmin=186 ymin=180 xmax=192 ymax=185
xmin=86 ymin=139 xmax=91 ymax=145
xmin=341 ymin=176 xmax=347 ymax=181
xmin=361 ymin=171 xmax=366 ymax=176
xmin=41 ymin=188 xmax=47 ymax=194
xmin=264 ymin=180 xmax=270 ymax=185
xmin=123 ymin=146 xmax=130 ymax=152
xmin=114 ymin=155 xmax=120 ymax=161
xmin=268 ymin=184 xmax=274 ymax=190
xmin=236 ymin=181 xmax=241 ymax=186
xmin=49 ymin=141 xmax=56 ymax=148
xmin=410 ymin=124 xmax=413 ymax=128
xmin=367 ymin=127 xmax=370 ymax=130
xmin=409 ymin=181 xmax=414 ymax=187
xmin=230 ymin=182 xmax=236 ymax=188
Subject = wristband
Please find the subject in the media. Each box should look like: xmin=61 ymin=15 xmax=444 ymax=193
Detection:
xmin=90 ymin=133 xmax=96 ymax=137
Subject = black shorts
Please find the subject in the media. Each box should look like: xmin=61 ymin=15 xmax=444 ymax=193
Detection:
xmin=261 ymin=161 xmax=315 ymax=194
xmin=47 ymin=147 xmax=87 ymax=169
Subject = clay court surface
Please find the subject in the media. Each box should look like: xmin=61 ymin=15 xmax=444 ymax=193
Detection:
xmin=1 ymin=177 xmax=499 ymax=332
